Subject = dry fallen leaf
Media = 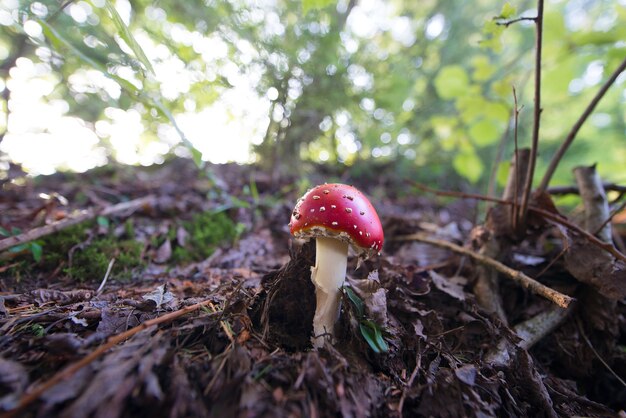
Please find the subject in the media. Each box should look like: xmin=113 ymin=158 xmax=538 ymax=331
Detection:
xmin=428 ymin=271 xmax=467 ymax=301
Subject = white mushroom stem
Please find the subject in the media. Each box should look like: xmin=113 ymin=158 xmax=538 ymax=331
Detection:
xmin=311 ymin=236 xmax=349 ymax=347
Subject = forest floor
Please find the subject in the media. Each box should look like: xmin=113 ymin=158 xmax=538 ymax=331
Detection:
xmin=0 ymin=158 xmax=624 ymax=417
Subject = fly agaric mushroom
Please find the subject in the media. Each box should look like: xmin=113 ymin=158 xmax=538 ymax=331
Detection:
xmin=289 ymin=183 xmax=384 ymax=347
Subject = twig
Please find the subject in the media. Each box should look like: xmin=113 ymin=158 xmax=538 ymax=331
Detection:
xmin=538 ymin=56 xmax=626 ymax=193
xmin=496 ymin=16 xmax=536 ymax=27
xmin=409 ymin=181 xmax=626 ymax=264
xmin=398 ymin=350 xmax=422 ymax=417
xmin=511 ymin=88 xmax=523 ymax=232
xmin=207 ymin=301 xmax=235 ymax=344
xmin=596 ymin=200 xmax=626 ymax=236
xmin=96 ymin=258 xmax=115 ymax=296
xmin=0 ymin=195 xmax=156 ymax=253
xmin=394 ymin=232 xmax=574 ymax=308
xmin=2 ymin=297 xmax=217 ymax=418
xmin=518 ymin=0 xmax=545 ymax=230
xmin=548 ymin=183 xmax=626 ymax=196
xmin=576 ymin=317 xmax=626 ymax=389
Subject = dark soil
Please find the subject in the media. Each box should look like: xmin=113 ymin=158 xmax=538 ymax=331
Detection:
xmin=0 ymin=159 xmax=624 ymax=417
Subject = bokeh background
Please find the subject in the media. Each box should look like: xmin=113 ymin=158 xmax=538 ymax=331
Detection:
xmin=0 ymin=0 xmax=625 ymax=190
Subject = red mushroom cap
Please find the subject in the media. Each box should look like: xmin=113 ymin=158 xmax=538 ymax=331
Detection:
xmin=289 ymin=183 xmax=384 ymax=256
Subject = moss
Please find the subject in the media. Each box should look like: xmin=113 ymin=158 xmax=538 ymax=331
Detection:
xmin=3 ymin=222 xmax=144 ymax=282
xmin=64 ymin=236 xmax=144 ymax=281
xmin=172 ymin=210 xmax=241 ymax=263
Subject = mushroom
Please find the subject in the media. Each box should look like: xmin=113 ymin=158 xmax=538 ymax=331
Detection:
xmin=289 ymin=183 xmax=384 ymax=347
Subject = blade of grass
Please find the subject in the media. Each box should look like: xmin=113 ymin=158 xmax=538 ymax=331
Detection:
xmin=102 ymin=0 xmax=155 ymax=75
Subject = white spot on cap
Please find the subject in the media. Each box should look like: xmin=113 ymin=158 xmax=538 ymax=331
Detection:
xmin=331 ymin=205 xmax=336 ymax=209
xmin=345 ymin=208 xmax=352 ymax=213
xmin=310 ymin=209 xmax=315 ymax=213
xmin=332 ymin=221 xmax=338 ymax=226
xmin=353 ymin=225 xmax=357 ymax=229
xmin=360 ymin=211 xmax=365 ymax=215
xmin=313 ymin=195 xmax=321 ymax=200
xmin=359 ymin=231 xmax=363 ymax=236
xmin=320 ymin=206 xmax=326 ymax=212
xmin=323 ymin=190 xmax=330 ymax=194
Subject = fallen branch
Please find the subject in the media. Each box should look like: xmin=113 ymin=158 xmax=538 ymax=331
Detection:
xmin=2 ymin=297 xmax=217 ymax=418
xmin=394 ymin=232 xmax=574 ymax=308
xmin=0 ymin=195 xmax=156 ymax=253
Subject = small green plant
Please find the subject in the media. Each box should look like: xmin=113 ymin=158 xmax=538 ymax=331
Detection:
xmin=30 ymin=324 xmax=45 ymax=337
xmin=344 ymin=287 xmax=389 ymax=354
xmin=0 ymin=227 xmax=43 ymax=262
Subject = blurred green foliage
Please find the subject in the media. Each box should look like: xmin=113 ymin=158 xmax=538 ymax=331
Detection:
xmin=0 ymin=0 xmax=624 ymax=189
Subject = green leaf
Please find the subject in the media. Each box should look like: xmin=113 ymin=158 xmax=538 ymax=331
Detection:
xmin=453 ymin=149 xmax=484 ymax=183
xmin=0 ymin=226 xmax=9 ymax=237
xmin=344 ymin=286 xmax=365 ymax=318
xmin=8 ymin=244 xmax=28 ymax=253
xmin=37 ymin=19 xmax=142 ymax=96
xmin=433 ymin=65 xmax=470 ymax=100
xmin=102 ymin=0 xmax=155 ymax=75
xmin=303 ymin=0 xmax=334 ymax=15
xmin=191 ymin=148 xmax=204 ymax=168
xmin=97 ymin=216 xmax=110 ymax=229
xmin=359 ymin=320 xmax=388 ymax=354
xmin=30 ymin=242 xmax=43 ymax=262
xmin=469 ymin=119 xmax=500 ymax=146
xmin=500 ymin=2 xmax=516 ymax=19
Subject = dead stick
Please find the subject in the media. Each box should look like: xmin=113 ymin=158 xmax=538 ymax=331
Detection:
xmin=0 ymin=195 xmax=156 ymax=253
xmin=2 ymin=297 xmax=216 ymax=418
xmin=409 ymin=181 xmax=626 ymax=264
xmin=548 ymin=183 xmax=626 ymax=196
xmin=538 ymin=56 xmax=626 ymax=193
xmin=518 ymin=0 xmax=544 ymax=229
xmin=395 ymin=232 xmax=574 ymax=308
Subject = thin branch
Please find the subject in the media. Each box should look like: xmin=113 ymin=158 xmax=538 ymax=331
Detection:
xmin=518 ymin=0 xmax=545 ymax=230
xmin=394 ymin=232 xmax=574 ymax=308
xmin=576 ymin=317 xmax=626 ymax=389
xmin=496 ymin=16 xmax=537 ymax=27
xmin=548 ymin=183 xmax=626 ymax=196
xmin=408 ymin=181 xmax=626 ymax=264
xmin=538 ymin=56 xmax=626 ymax=193
xmin=512 ymin=88 xmax=522 ymax=232
xmin=0 ymin=195 xmax=156 ymax=253
xmin=3 ymin=298 xmax=219 ymax=418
